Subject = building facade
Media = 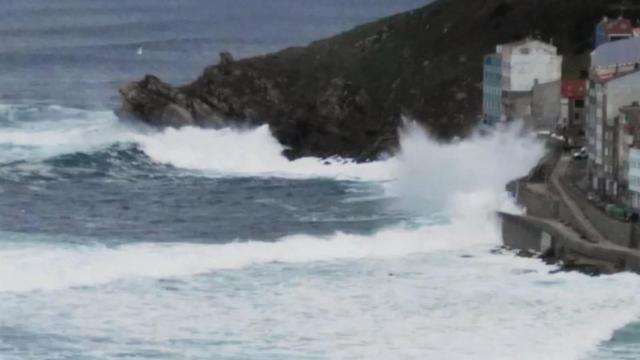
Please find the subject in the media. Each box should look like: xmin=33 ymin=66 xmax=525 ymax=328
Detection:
xmin=587 ymin=71 xmax=640 ymax=199
xmin=621 ymin=104 xmax=640 ymax=209
xmin=531 ymin=80 xmax=561 ymax=131
xmin=560 ymin=80 xmax=586 ymax=144
xmin=629 ymin=148 xmax=640 ymax=209
xmin=587 ymin=36 xmax=640 ymax=198
xmin=591 ymin=37 xmax=640 ymax=82
xmin=498 ymin=40 xmax=563 ymax=92
xmin=482 ymin=39 xmax=562 ymax=130
xmin=482 ymin=54 xmax=502 ymax=124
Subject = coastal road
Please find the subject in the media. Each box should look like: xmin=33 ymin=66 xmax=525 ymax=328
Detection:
xmin=549 ymin=156 xmax=607 ymax=244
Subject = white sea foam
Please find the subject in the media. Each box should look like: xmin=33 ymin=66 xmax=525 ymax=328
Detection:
xmin=0 ymin=115 xmax=544 ymax=296
xmin=133 ymin=125 xmax=396 ymax=181
xmin=0 ymin=114 xmax=638 ymax=360
xmin=1 ymin=230 xmax=639 ymax=360
xmin=393 ymin=120 xmax=545 ymax=213
xmin=0 ymin=105 xmax=132 ymax=163
xmin=0 ymin=105 xmax=395 ymax=180
xmin=0 ymin=105 xmax=542 ymax=186
xmin=0 ymin=210 xmax=497 ymax=293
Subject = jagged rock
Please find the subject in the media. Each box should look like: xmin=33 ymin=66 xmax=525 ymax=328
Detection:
xmin=191 ymin=98 xmax=214 ymax=120
xmin=160 ymin=104 xmax=194 ymax=127
xmin=219 ymin=51 xmax=235 ymax=75
xmin=219 ymin=51 xmax=234 ymax=66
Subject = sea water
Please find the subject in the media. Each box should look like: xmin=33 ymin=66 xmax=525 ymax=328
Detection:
xmin=0 ymin=1 xmax=639 ymax=359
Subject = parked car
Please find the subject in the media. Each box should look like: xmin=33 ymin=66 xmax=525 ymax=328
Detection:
xmin=573 ymin=147 xmax=587 ymax=160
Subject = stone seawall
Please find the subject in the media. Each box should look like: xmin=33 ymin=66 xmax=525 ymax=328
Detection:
xmin=514 ymin=182 xmax=559 ymax=219
xmin=500 ymin=212 xmax=640 ymax=274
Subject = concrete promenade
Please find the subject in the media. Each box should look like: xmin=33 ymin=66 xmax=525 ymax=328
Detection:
xmin=502 ymin=152 xmax=640 ymax=273
xmin=549 ymin=156 xmax=606 ymax=244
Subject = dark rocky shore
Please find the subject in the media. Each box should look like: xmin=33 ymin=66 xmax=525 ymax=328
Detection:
xmin=118 ymin=0 xmax=631 ymax=160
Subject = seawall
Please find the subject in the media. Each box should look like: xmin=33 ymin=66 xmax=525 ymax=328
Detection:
xmin=500 ymin=212 xmax=640 ymax=274
xmin=501 ymin=145 xmax=640 ymax=274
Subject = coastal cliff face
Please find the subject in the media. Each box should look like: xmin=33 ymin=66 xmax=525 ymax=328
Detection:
xmin=118 ymin=0 xmax=629 ymax=160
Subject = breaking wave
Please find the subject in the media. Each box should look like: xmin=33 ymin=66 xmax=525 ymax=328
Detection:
xmin=1 ymin=105 xmax=639 ymax=360
xmin=132 ymin=125 xmax=396 ymax=181
xmin=0 ymin=105 xmax=394 ymax=181
xmin=0 ymin=115 xmax=545 ymax=294
xmin=0 ymin=216 xmax=495 ymax=293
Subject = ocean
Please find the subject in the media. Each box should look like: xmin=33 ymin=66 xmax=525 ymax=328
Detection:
xmin=0 ymin=1 xmax=639 ymax=359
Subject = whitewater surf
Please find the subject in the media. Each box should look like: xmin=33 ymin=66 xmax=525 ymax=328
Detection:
xmin=1 ymin=103 xmax=640 ymax=359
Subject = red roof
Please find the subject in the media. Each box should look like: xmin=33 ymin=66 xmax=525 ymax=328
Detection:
xmin=603 ymin=18 xmax=634 ymax=35
xmin=562 ymin=80 xmax=586 ymax=99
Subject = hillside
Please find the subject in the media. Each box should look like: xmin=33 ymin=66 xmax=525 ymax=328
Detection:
xmin=118 ymin=0 xmax=640 ymax=160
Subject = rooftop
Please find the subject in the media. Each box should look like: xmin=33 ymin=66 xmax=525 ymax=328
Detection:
xmin=497 ymin=38 xmax=558 ymax=54
xmin=599 ymin=17 xmax=634 ymax=35
xmin=592 ymin=37 xmax=640 ymax=67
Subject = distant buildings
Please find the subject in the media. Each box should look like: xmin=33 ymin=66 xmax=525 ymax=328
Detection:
xmin=622 ymin=103 xmax=640 ymax=211
xmin=481 ymin=39 xmax=563 ymax=130
xmin=586 ymin=34 xmax=640 ymax=200
xmin=499 ymin=40 xmax=563 ymax=93
xmin=619 ymin=103 xmax=640 ymax=208
xmin=594 ymin=17 xmax=634 ymax=49
xmin=560 ymin=80 xmax=586 ymax=143
xmin=586 ymin=71 xmax=640 ymax=199
xmin=482 ymin=54 xmax=502 ymax=124
xmin=591 ymin=37 xmax=640 ymax=81
xmin=479 ymin=16 xmax=640 ymax=214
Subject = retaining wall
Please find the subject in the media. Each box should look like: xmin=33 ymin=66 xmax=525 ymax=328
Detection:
xmin=556 ymin=179 xmax=633 ymax=248
xmin=500 ymin=212 xmax=640 ymax=273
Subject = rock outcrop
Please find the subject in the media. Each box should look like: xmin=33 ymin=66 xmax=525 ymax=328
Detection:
xmin=118 ymin=0 xmax=640 ymax=160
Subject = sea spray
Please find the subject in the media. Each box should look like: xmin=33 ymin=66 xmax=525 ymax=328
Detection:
xmin=393 ymin=120 xmax=545 ymax=216
xmin=0 ymin=105 xmax=134 ymax=163
xmin=132 ymin=124 xmax=396 ymax=181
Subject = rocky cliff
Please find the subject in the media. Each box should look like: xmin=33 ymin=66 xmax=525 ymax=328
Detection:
xmin=118 ymin=0 xmax=639 ymax=160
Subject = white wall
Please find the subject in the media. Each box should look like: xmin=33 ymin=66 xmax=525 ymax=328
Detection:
xmin=628 ymin=148 xmax=640 ymax=193
xmin=606 ymin=71 xmax=640 ymax=119
xmin=500 ymin=41 xmax=562 ymax=92
xmin=507 ymin=53 xmax=562 ymax=91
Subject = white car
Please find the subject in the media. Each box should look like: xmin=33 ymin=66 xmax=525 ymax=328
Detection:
xmin=573 ymin=147 xmax=587 ymax=160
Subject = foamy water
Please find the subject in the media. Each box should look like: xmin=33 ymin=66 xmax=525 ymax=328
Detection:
xmin=0 ymin=105 xmax=638 ymax=359
xmin=133 ymin=125 xmax=396 ymax=181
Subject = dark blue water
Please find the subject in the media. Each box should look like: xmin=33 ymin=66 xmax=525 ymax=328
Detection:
xmin=0 ymin=0 xmax=428 ymax=243
xmin=0 ymin=0 xmax=427 ymax=108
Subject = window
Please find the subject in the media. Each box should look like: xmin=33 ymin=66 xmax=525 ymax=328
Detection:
xmin=575 ymin=99 xmax=585 ymax=108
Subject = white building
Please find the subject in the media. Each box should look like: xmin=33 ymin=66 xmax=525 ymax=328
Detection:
xmin=498 ymin=39 xmax=563 ymax=92
xmin=628 ymin=148 xmax=640 ymax=208
xmin=587 ymin=71 xmax=640 ymax=195
xmin=591 ymin=37 xmax=640 ymax=81
xmin=483 ymin=39 xmax=562 ymax=129
xmin=587 ymin=38 xmax=640 ymax=196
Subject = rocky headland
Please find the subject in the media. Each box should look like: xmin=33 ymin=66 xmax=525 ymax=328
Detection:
xmin=118 ymin=0 xmax=636 ymax=160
